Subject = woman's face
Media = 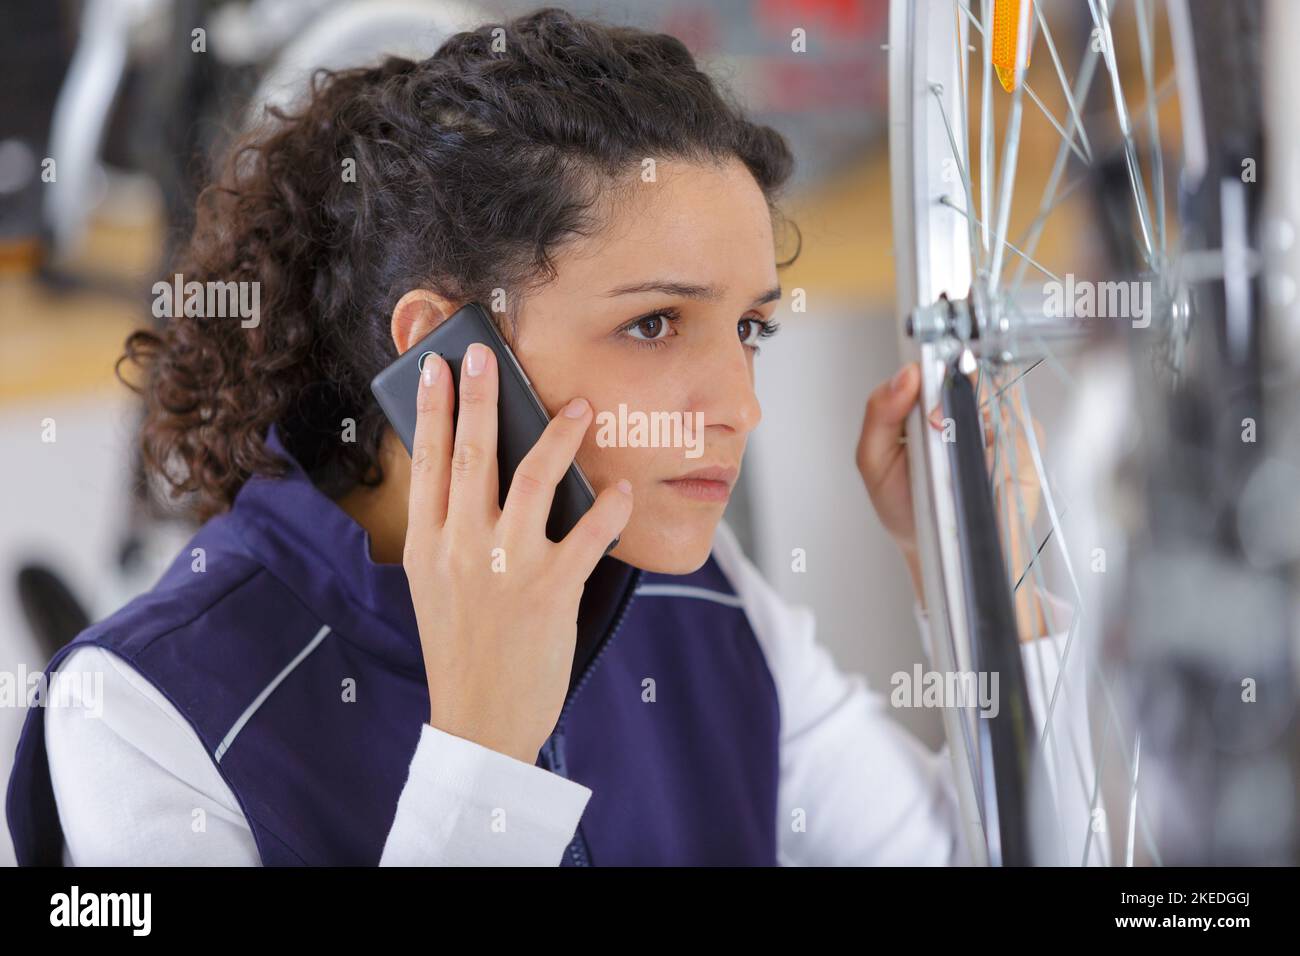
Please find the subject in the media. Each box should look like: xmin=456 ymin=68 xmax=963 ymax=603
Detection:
xmin=512 ymin=157 xmax=781 ymax=574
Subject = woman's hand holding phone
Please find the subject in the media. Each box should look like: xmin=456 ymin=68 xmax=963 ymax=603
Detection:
xmin=404 ymin=342 xmax=634 ymax=764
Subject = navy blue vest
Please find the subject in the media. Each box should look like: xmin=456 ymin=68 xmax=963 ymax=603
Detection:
xmin=7 ymin=427 xmax=781 ymax=865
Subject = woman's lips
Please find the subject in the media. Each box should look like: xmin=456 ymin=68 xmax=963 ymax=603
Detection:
xmin=661 ymin=465 xmax=738 ymax=502
xmin=663 ymin=478 xmax=732 ymax=501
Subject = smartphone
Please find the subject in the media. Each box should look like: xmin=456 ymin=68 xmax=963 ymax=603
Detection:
xmin=370 ymin=301 xmax=613 ymax=550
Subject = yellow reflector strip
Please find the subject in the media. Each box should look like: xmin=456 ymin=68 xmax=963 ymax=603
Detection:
xmin=992 ymin=0 xmax=1033 ymax=92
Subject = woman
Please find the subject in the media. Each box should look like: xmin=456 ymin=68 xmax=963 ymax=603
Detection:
xmin=7 ymin=7 xmax=1076 ymax=866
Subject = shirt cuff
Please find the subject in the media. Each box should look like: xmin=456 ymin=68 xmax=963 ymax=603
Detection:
xmin=379 ymin=723 xmax=593 ymax=866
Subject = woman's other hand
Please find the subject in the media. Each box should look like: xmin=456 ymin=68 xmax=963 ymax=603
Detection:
xmin=856 ymin=362 xmax=1048 ymax=641
xmin=856 ymin=363 xmax=925 ymax=599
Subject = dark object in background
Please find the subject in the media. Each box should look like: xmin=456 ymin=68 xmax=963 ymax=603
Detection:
xmin=0 ymin=1 xmax=73 ymax=262
xmin=15 ymin=565 xmax=90 ymax=663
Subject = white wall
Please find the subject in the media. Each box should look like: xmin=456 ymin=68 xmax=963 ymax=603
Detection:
xmin=740 ymin=300 xmax=945 ymax=746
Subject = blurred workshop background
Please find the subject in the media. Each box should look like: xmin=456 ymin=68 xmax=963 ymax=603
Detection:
xmin=0 ymin=0 xmax=1127 ymax=865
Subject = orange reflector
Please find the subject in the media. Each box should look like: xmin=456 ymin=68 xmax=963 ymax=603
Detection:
xmin=992 ymin=0 xmax=1032 ymax=92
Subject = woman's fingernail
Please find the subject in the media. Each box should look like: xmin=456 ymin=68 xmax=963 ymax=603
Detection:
xmin=563 ymin=397 xmax=589 ymax=419
xmin=421 ymin=354 xmax=441 ymax=387
xmin=891 ymin=365 xmax=910 ymax=393
xmin=465 ymin=343 xmax=488 ymax=377
xmin=617 ymin=479 xmax=632 ymax=495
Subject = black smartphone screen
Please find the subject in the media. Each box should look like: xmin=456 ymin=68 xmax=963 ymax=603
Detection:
xmin=370 ymin=302 xmax=608 ymax=547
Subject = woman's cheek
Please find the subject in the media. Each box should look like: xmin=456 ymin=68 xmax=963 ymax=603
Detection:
xmin=576 ymin=434 xmax=636 ymax=494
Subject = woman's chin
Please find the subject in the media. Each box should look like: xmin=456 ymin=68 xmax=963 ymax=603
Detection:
xmin=607 ymin=511 xmax=722 ymax=574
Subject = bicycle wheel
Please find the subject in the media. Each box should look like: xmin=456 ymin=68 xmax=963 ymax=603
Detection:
xmin=888 ymin=0 xmax=1278 ymax=865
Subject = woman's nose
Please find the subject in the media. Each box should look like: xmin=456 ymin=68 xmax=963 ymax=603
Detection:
xmin=697 ymin=342 xmax=762 ymax=437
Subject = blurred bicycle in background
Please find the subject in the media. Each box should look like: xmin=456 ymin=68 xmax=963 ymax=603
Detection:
xmin=3 ymin=0 xmax=486 ymax=661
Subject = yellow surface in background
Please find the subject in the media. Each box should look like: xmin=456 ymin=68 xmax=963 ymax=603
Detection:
xmin=0 ymin=214 xmax=159 ymax=405
xmin=0 ymin=285 xmax=139 ymax=403
xmin=779 ymin=146 xmax=897 ymax=309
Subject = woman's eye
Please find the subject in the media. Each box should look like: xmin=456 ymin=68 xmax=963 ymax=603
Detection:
xmin=629 ymin=315 xmax=671 ymax=341
xmin=623 ymin=310 xmax=678 ymax=348
xmin=739 ymin=316 xmax=781 ymax=349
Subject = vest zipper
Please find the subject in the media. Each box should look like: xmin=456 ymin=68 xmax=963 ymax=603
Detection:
xmin=559 ymin=567 xmax=642 ymax=727
xmin=552 ymin=567 xmax=643 ymax=867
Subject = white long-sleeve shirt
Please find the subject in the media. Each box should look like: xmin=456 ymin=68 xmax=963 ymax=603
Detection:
xmin=42 ymin=521 xmax=1091 ymax=865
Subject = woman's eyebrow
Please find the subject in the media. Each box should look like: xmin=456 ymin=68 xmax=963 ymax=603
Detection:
xmin=603 ymin=280 xmax=782 ymax=307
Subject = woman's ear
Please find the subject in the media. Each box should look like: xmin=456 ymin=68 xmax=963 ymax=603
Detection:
xmin=390 ymin=290 xmax=462 ymax=354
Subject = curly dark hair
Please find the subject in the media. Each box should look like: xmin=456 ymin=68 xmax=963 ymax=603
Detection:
xmin=118 ymin=6 xmax=799 ymax=521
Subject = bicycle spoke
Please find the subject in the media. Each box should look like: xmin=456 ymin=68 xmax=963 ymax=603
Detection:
xmin=957 ymin=2 xmax=973 ymax=255
xmin=1087 ymin=0 xmax=1156 ymax=265
xmin=1032 ymin=0 xmax=1095 ymax=163
xmin=1134 ymin=0 xmax=1166 ymax=257
xmin=979 ymin=0 xmax=995 ymax=259
xmin=1126 ymin=732 xmax=1143 ymax=866
xmin=1082 ymin=701 xmax=1115 ymax=865
xmin=980 ymin=356 xmax=1045 ymax=411
xmin=1024 ymin=83 xmax=1091 ymax=167
xmin=1011 ymin=173 xmax=1087 ymax=249
xmin=1012 ymin=521 xmax=1057 ymax=594
xmin=1009 ymin=29 xmax=1104 ymax=297
xmin=939 ymin=196 xmax=1061 ymax=283
xmin=932 ymin=83 xmax=983 ymax=270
